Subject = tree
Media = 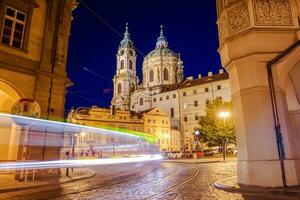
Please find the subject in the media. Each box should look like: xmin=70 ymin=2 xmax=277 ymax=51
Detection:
xmin=196 ymin=98 xmax=236 ymax=148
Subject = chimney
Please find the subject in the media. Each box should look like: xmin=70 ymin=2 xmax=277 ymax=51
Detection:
xmin=198 ymin=74 xmax=202 ymax=79
xmin=219 ymin=69 xmax=224 ymax=74
xmin=208 ymin=71 xmax=213 ymax=76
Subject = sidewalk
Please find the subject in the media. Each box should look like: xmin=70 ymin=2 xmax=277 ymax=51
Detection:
xmin=214 ymin=176 xmax=300 ymax=197
xmin=164 ymin=157 xmax=237 ymax=164
xmin=0 ymin=168 xmax=95 ymax=193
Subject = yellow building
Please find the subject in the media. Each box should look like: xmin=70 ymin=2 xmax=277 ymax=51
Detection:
xmin=68 ymin=106 xmax=180 ymax=152
xmin=0 ymin=0 xmax=76 ymax=162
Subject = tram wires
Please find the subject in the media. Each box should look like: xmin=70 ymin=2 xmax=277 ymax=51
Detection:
xmin=78 ymin=0 xmax=165 ymax=70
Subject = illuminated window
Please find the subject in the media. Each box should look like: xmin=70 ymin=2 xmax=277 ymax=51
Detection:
xmin=1 ymin=7 xmax=26 ymax=48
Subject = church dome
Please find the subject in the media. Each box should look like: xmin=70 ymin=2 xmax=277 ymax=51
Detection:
xmin=145 ymin=25 xmax=178 ymax=59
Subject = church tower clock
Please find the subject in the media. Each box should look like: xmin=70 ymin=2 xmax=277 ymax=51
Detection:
xmin=111 ymin=23 xmax=138 ymax=110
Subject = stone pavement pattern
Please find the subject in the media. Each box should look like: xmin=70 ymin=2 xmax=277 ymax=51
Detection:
xmin=0 ymin=161 xmax=298 ymax=200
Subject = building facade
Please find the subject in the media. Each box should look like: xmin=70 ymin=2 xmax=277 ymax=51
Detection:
xmin=109 ymin=24 xmax=232 ymax=151
xmin=216 ymin=0 xmax=300 ymax=187
xmin=68 ymin=106 xmax=180 ymax=152
xmin=0 ymin=0 xmax=76 ymax=163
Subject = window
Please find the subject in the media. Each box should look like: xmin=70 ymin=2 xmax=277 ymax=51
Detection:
xmin=148 ymin=119 xmax=151 ymax=123
xmin=195 ymin=115 xmax=199 ymax=121
xmin=1 ymin=7 xmax=26 ymax=48
xmin=140 ymin=97 xmax=144 ymax=106
xmin=173 ymin=94 xmax=176 ymax=98
xmin=217 ymin=96 xmax=223 ymax=101
xmin=153 ymin=119 xmax=156 ymax=123
xmin=120 ymin=50 xmax=124 ymax=55
xmin=160 ymin=97 xmax=163 ymax=101
xmin=117 ymin=83 xmax=122 ymax=94
xmin=153 ymin=98 xmax=156 ymax=102
xmin=217 ymin=85 xmax=222 ymax=90
xmin=162 ymin=120 xmax=165 ymax=124
xmin=183 ymin=92 xmax=186 ymax=96
xmin=150 ymin=70 xmax=154 ymax=82
xmin=132 ymin=105 xmax=134 ymax=109
xmin=194 ymin=101 xmax=198 ymax=107
xmin=193 ymin=90 xmax=197 ymax=95
xmin=170 ymin=107 xmax=174 ymax=118
xmin=129 ymin=50 xmax=133 ymax=56
xmin=205 ymin=87 xmax=209 ymax=92
xmin=206 ymin=99 xmax=210 ymax=105
xmin=121 ymin=60 xmax=124 ymax=69
xmin=163 ymin=68 xmax=169 ymax=81
xmin=129 ymin=60 xmax=133 ymax=69
xmin=166 ymin=95 xmax=169 ymax=100
xmin=184 ymin=116 xmax=188 ymax=122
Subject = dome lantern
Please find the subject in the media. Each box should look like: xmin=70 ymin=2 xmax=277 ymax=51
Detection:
xmin=156 ymin=25 xmax=168 ymax=48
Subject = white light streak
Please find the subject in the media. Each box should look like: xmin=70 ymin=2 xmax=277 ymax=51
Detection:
xmin=0 ymin=155 xmax=163 ymax=170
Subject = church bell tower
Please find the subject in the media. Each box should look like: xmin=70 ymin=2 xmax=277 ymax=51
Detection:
xmin=111 ymin=23 xmax=137 ymax=110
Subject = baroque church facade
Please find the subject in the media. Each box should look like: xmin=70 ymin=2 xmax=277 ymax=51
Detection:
xmin=111 ymin=24 xmax=184 ymax=112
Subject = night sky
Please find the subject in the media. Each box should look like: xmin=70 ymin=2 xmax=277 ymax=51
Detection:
xmin=65 ymin=0 xmax=221 ymax=114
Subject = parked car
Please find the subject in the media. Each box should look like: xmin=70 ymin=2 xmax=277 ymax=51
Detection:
xmin=167 ymin=151 xmax=182 ymax=159
xmin=203 ymin=149 xmax=215 ymax=157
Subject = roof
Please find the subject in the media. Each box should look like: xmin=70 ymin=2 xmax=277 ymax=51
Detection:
xmin=145 ymin=47 xmax=178 ymax=59
xmin=179 ymin=73 xmax=229 ymax=89
xmin=159 ymin=83 xmax=182 ymax=93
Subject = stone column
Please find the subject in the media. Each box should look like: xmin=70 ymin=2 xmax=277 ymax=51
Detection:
xmin=217 ymin=0 xmax=300 ymax=187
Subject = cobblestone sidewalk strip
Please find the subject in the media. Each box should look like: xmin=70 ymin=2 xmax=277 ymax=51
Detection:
xmin=214 ymin=176 xmax=300 ymax=198
xmin=0 ymin=169 xmax=96 ymax=193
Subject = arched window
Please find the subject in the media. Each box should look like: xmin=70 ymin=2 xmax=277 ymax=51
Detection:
xmin=150 ymin=70 xmax=154 ymax=82
xmin=170 ymin=107 xmax=174 ymax=118
xmin=121 ymin=60 xmax=124 ymax=69
xmin=117 ymin=83 xmax=122 ymax=94
xmin=129 ymin=60 xmax=133 ymax=70
xmin=163 ymin=68 xmax=169 ymax=81
xmin=140 ymin=97 xmax=144 ymax=106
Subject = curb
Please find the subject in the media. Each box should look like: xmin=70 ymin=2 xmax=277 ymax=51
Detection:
xmin=0 ymin=170 xmax=96 ymax=193
xmin=214 ymin=176 xmax=300 ymax=196
xmin=163 ymin=160 xmax=222 ymax=164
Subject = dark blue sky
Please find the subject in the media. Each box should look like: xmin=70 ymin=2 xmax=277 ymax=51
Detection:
xmin=66 ymin=0 xmax=221 ymax=113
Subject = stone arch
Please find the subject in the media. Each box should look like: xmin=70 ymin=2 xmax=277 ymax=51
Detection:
xmin=0 ymin=79 xmax=23 ymax=114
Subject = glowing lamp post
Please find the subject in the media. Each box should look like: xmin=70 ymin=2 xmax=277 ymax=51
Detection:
xmin=218 ymin=111 xmax=230 ymax=161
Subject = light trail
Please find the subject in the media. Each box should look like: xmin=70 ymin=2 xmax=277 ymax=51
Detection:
xmin=0 ymin=155 xmax=163 ymax=170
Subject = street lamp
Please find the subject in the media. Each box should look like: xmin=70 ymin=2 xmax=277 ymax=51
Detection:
xmin=218 ymin=111 xmax=230 ymax=161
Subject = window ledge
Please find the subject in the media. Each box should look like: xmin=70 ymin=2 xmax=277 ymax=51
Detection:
xmin=0 ymin=43 xmax=29 ymax=53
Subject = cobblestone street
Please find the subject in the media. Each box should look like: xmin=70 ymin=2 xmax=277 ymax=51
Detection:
xmin=0 ymin=161 xmax=297 ymax=200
